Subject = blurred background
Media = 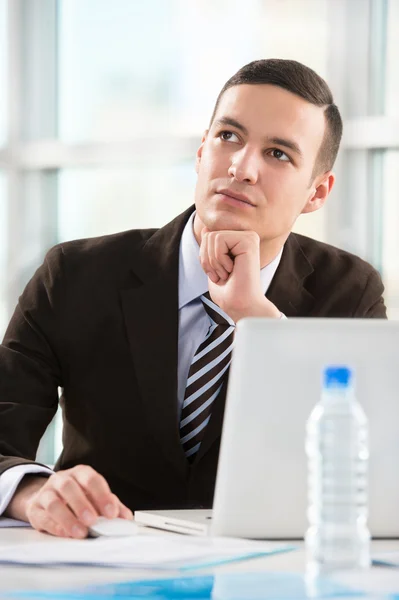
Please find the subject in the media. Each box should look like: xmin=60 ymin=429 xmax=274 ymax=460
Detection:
xmin=0 ymin=0 xmax=398 ymax=463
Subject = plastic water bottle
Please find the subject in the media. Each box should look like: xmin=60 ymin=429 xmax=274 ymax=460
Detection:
xmin=305 ymin=366 xmax=370 ymax=576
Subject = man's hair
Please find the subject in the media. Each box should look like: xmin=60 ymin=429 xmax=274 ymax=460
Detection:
xmin=210 ymin=59 xmax=343 ymax=179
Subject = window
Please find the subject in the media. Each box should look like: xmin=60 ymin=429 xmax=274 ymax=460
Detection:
xmin=0 ymin=172 xmax=7 ymax=335
xmin=382 ymin=151 xmax=399 ymax=319
xmin=386 ymin=0 xmax=399 ymax=117
xmin=383 ymin=3 xmax=399 ymax=318
xmin=0 ymin=0 xmax=6 ymax=146
xmin=0 ymin=0 xmax=397 ymax=465
xmin=58 ymin=0 xmax=182 ymax=142
xmin=58 ymin=164 xmax=196 ymax=241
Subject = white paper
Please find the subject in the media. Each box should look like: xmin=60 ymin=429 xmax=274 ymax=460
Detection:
xmin=0 ymin=517 xmax=31 ymax=528
xmin=0 ymin=534 xmax=294 ymax=569
xmin=331 ymin=567 xmax=399 ymax=595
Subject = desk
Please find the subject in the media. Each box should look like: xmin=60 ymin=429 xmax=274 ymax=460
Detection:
xmin=0 ymin=526 xmax=398 ymax=597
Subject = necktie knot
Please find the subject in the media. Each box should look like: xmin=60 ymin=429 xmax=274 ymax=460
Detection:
xmin=201 ymin=292 xmax=235 ymax=328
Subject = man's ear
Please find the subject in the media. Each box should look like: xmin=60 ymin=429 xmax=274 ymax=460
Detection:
xmin=301 ymin=172 xmax=335 ymax=214
xmin=195 ymin=130 xmax=209 ymax=174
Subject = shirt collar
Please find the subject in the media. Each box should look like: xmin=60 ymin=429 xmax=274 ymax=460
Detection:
xmin=178 ymin=211 xmax=284 ymax=309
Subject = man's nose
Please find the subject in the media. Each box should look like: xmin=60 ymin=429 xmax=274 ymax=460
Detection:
xmin=228 ymin=149 xmax=259 ymax=184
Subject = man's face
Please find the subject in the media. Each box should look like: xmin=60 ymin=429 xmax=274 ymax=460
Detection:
xmin=194 ymin=84 xmax=332 ymax=245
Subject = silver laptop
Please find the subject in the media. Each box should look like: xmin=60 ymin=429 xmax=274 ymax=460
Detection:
xmin=135 ymin=318 xmax=399 ymax=539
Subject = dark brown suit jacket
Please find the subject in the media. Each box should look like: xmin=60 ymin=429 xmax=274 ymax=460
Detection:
xmin=0 ymin=206 xmax=387 ymax=510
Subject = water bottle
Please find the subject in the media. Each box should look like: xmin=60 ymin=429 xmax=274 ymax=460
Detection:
xmin=305 ymin=366 xmax=370 ymax=576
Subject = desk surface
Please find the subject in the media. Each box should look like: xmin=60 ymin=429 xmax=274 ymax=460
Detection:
xmin=0 ymin=525 xmax=398 ymax=596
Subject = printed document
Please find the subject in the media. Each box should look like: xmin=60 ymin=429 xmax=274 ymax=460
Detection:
xmin=0 ymin=535 xmax=294 ymax=569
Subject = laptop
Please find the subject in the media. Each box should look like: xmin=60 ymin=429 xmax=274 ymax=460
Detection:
xmin=135 ymin=318 xmax=399 ymax=539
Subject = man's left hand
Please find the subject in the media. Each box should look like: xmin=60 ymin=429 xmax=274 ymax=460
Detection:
xmin=199 ymin=228 xmax=281 ymax=323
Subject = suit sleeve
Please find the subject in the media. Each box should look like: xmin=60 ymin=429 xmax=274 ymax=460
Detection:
xmin=0 ymin=246 xmax=65 ymax=476
xmin=354 ymin=268 xmax=387 ymax=318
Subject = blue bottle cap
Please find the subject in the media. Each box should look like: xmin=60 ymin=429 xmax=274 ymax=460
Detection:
xmin=323 ymin=366 xmax=352 ymax=388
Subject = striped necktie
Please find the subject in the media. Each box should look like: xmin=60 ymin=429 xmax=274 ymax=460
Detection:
xmin=179 ymin=292 xmax=235 ymax=462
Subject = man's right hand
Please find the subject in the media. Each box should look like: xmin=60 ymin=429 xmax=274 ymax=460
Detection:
xmin=5 ymin=465 xmax=133 ymax=538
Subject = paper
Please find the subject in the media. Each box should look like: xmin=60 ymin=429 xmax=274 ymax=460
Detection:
xmin=331 ymin=567 xmax=399 ymax=596
xmin=9 ymin=572 xmax=365 ymax=599
xmin=0 ymin=517 xmax=31 ymax=528
xmin=0 ymin=535 xmax=295 ymax=570
xmin=212 ymin=572 xmax=364 ymax=599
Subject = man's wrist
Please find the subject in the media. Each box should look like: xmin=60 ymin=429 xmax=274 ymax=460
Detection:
xmin=229 ymin=297 xmax=281 ymax=323
xmin=4 ymin=475 xmax=47 ymax=521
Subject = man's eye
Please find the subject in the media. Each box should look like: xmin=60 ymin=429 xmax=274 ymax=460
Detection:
xmin=270 ymin=149 xmax=290 ymax=162
xmin=219 ymin=131 xmax=240 ymax=143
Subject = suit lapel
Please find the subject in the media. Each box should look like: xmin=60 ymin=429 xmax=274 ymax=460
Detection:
xmin=267 ymin=233 xmax=315 ymax=316
xmin=120 ymin=207 xmax=195 ymax=475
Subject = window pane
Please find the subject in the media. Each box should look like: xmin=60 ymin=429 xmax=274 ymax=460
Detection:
xmin=0 ymin=0 xmax=6 ymax=146
xmin=19 ymin=1 xmax=57 ymax=141
xmin=58 ymin=164 xmax=196 ymax=241
xmin=257 ymin=0 xmax=328 ymax=76
xmin=58 ymin=0 xmax=182 ymax=142
xmin=382 ymin=151 xmax=399 ymax=319
xmin=58 ymin=0 xmax=328 ymax=142
xmin=386 ymin=0 xmax=399 ymax=117
xmin=0 ymin=171 xmax=7 ymax=337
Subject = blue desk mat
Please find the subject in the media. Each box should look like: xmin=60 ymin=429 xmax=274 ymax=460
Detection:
xmin=8 ymin=572 xmax=368 ymax=599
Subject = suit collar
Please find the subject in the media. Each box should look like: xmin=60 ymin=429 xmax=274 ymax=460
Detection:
xmin=127 ymin=205 xmax=196 ymax=285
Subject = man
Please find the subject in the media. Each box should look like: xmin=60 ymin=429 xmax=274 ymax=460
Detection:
xmin=0 ymin=59 xmax=386 ymax=540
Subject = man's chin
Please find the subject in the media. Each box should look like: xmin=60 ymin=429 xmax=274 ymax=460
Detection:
xmin=196 ymin=207 xmax=252 ymax=232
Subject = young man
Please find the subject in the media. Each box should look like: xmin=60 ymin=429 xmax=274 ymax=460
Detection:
xmin=0 ymin=59 xmax=386 ymax=539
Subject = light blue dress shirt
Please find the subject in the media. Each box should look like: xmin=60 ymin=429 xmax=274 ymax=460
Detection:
xmin=0 ymin=211 xmax=284 ymax=515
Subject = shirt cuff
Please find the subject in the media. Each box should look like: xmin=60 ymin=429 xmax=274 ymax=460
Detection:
xmin=0 ymin=464 xmax=53 ymax=516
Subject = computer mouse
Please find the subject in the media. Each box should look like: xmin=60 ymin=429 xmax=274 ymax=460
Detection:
xmin=88 ymin=516 xmax=140 ymax=537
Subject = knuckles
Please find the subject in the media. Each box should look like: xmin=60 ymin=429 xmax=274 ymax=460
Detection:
xmin=43 ymin=496 xmax=63 ymax=513
xmin=56 ymin=477 xmax=73 ymax=494
xmin=71 ymin=464 xmax=95 ymax=477
xmin=246 ymin=230 xmax=260 ymax=244
xmin=71 ymin=464 xmax=101 ymax=486
xmin=40 ymin=464 xmax=102 ymax=496
xmin=199 ymin=255 xmax=210 ymax=270
xmin=202 ymin=229 xmax=260 ymax=247
xmin=83 ymin=472 xmax=99 ymax=487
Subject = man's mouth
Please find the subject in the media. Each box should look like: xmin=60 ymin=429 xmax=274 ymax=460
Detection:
xmin=216 ymin=189 xmax=255 ymax=207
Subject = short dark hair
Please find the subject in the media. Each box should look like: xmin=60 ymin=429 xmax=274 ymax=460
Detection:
xmin=209 ymin=59 xmax=343 ymax=178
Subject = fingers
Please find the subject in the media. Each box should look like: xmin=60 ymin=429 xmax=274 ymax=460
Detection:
xmin=117 ymin=501 xmax=134 ymax=520
xmin=51 ymin=470 xmax=99 ymax=526
xmin=25 ymin=465 xmax=131 ymax=539
xmin=27 ymin=488 xmax=88 ymax=539
xmin=199 ymin=230 xmax=214 ymax=281
xmin=200 ymin=231 xmax=234 ymax=283
xmin=71 ymin=465 xmax=118 ymax=519
xmin=28 ymin=505 xmax=67 ymax=538
xmin=214 ymin=236 xmax=234 ymax=275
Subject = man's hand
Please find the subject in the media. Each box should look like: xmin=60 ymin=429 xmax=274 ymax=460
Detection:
xmin=199 ymin=228 xmax=281 ymax=322
xmin=5 ymin=466 xmax=133 ymax=538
